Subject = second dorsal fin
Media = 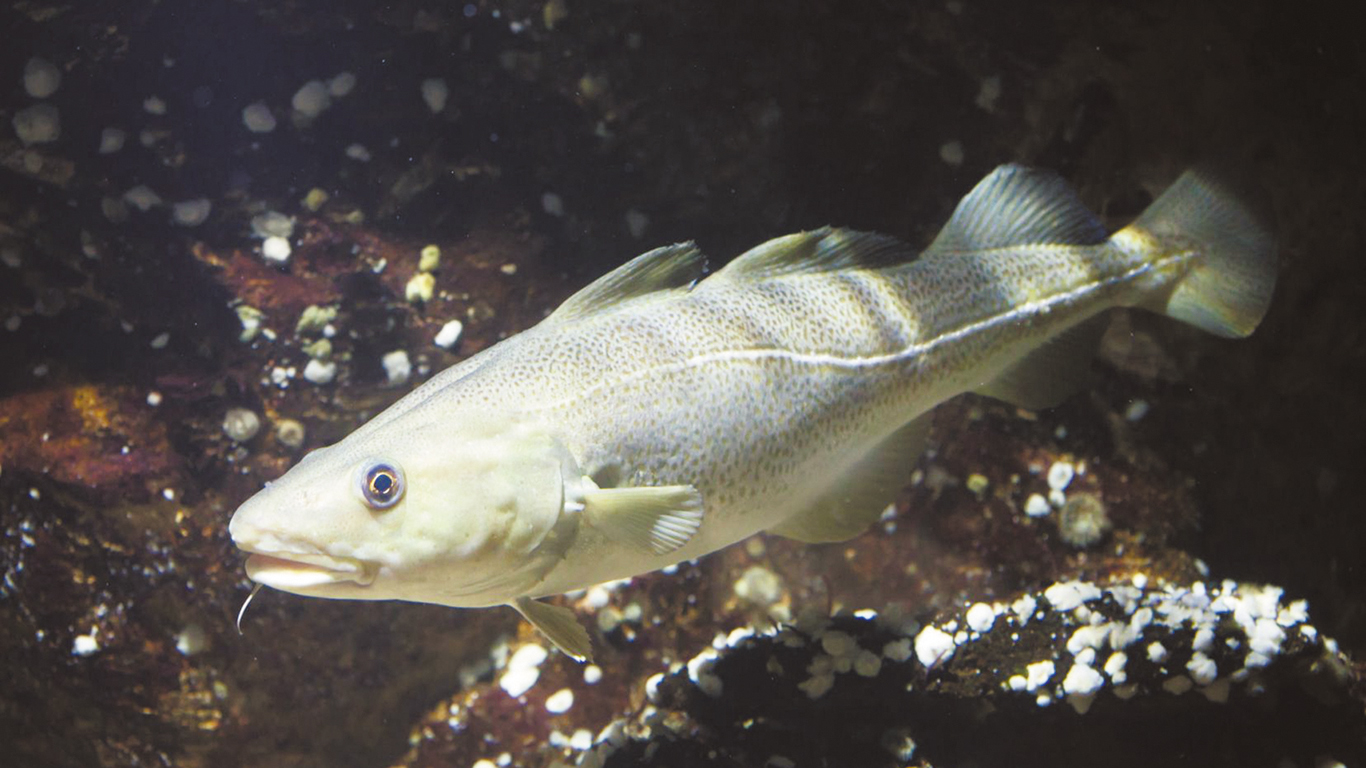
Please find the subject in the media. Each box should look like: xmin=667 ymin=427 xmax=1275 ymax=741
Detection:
xmin=544 ymin=242 xmax=706 ymax=324
xmin=925 ymin=165 xmax=1108 ymax=254
xmin=710 ymin=227 xmax=916 ymax=283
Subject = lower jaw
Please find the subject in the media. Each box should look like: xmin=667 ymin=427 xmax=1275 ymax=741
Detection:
xmin=244 ymin=553 xmax=376 ymax=589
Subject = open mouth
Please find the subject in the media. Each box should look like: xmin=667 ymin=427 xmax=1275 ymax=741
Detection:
xmin=243 ymin=552 xmax=378 ymax=589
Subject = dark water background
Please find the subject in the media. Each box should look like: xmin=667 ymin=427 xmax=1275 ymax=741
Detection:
xmin=0 ymin=1 xmax=1362 ymax=766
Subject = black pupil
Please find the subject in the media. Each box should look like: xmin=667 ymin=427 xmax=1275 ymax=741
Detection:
xmin=370 ymin=470 xmax=394 ymax=497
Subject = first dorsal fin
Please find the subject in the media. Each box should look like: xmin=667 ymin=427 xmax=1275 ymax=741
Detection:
xmin=925 ymin=165 xmax=1107 ymax=254
xmin=710 ymin=227 xmax=915 ymax=283
xmin=544 ymin=243 xmax=706 ymax=324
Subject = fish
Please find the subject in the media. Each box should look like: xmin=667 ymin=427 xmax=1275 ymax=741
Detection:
xmin=229 ymin=164 xmax=1277 ymax=660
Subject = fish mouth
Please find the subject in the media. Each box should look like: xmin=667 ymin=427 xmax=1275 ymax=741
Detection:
xmin=243 ymin=551 xmax=378 ymax=590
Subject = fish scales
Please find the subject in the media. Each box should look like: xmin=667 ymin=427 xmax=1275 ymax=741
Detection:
xmin=229 ymin=165 xmax=1276 ymax=659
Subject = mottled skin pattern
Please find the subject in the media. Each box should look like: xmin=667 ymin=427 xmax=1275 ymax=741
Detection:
xmin=233 ymin=165 xmax=1274 ymax=623
xmin=357 ymin=231 xmax=1181 ymax=598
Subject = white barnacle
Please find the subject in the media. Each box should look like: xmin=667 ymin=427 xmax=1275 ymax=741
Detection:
xmin=223 ymin=408 xmax=261 ymax=442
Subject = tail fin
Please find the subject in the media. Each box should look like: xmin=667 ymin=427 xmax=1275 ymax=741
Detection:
xmin=1123 ymin=169 xmax=1277 ymax=338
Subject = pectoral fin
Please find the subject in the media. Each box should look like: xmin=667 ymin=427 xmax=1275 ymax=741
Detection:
xmin=512 ymin=596 xmax=593 ymax=663
xmin=581 ymin=483 xmax=704 ymax=554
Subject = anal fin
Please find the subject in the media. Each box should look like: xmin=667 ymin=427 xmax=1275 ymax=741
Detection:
xmin=973 ymin=313 xmax=1110 ymax=410
xmin=581 ymin=483 xmax=704 ymax=554
xmin=512 ymin=596 xmax=593 ymax=662
xmin=768 ymin=414 xmax=932 ymax=544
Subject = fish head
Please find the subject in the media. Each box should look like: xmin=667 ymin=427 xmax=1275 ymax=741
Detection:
xmin=229 ymin=410 xmax=581 ymax=607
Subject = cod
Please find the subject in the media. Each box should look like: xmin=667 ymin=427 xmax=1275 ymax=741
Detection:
xmin=229 ymin=165 xmax=1276 ymax=659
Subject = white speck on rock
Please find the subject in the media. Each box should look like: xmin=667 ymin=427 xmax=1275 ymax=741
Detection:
xmin=1066 ymin=624 xmax=1110 ymax=655
xmin=545 ymin=687 xmax=574 ymax=714
xmin=965 ymin=602 xmax=996 ymax=634
xmin=1103 ymin=651 xmax=1128 ymax=683
xmin=222 ymin=407 xmax=261 ymax=442
xmin=1187 ymin=652 xmax=1218 ymax=686
xmin=645 ymin=671 xmax=666 ymax=703
xmin=688 ymin=649 xmax=723 ymax=697
xmin=1062 ymin=661 xmax=1105 ymax=696
xmin=500 ymin=644 xmax=547 ymax=697
xmin=382 ymin=350 xmax=412 ymax=386
xmin=405 ymin=272 xmax=436 ymax=303
xmin=1024 ymin=493 xmax=1051 ymax=517
xmin=914 ymin=625 xmax=956 ymax=669
xmin=72 ymin=633 xmax=99 ymax=656
xmin=569 ymin=728 xmax=593 ymax=750
xmin=1044 ymin=581 xmax=1099 ymax=612
xmin=261 ymin=236 xmax=291 ymax=263
xmin=733 ymin=565 xmax=783 ymax=609
xmin=1248 ymin=617 xmax=1286 ymax=656
xmin=303 ymin=359 xmax=337 ymax=385
xmin=1012 ymin=594 xmax=1038 ymax=624
xmin=1047 ymin=460 xmax=1075 ymax=491
xmin=1147 ymin=641 xmax=1168 ymax=663
xmin=434 ymin=319 xmax=464 ymax=349
xmin=1024 ymin=659 xmax=1055 ymax=692
xmin=1278 ymin=599 xmax=1309 ymax=628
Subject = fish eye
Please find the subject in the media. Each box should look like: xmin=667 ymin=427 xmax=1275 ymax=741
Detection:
xmin=357 ymin=460 xmax=405 ymax=510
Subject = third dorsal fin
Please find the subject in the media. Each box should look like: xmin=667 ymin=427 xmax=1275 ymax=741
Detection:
xmin=925 ymin=165 xmax=1108 ymax=254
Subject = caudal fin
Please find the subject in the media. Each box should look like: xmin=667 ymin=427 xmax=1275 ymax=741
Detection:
xmin=1124 ymin=169 xmax=1277 ymax=338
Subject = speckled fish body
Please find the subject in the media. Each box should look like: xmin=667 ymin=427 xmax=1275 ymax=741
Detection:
xmin=230 ymin=165 xmax=1276 ymax=659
